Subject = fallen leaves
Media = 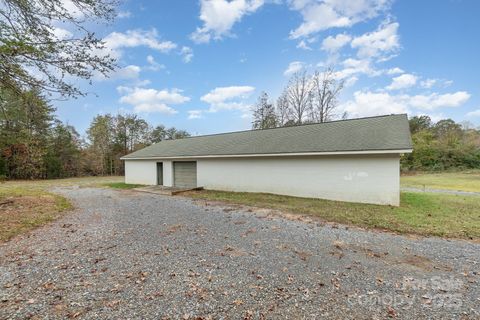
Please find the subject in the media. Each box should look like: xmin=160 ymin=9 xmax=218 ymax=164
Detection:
xmin=293 ymin=249 xmax=312 ymax=261
xmin=165 ymin=224 xmax=183 ymax=235
xmin=387 ymin=305 xmax=397 ymax=318
xmin=221 ymin=245 xmax=247 ymax=257
xmin=232 ymin=299 xmax=244 ymax=306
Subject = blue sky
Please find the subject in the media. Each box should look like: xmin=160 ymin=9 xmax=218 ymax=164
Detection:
xmin=55 ymin=0 xmax=480 ymax=135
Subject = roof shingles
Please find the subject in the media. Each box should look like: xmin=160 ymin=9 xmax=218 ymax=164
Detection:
xmin=122 ymin=114 xmax=412 ymax=159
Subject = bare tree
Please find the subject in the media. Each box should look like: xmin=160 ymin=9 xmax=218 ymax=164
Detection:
xmin=0 ymin=0 xmax=117 ymax=98
xmin=275 ymin=90 xmax=290 ymax=126
xmin=309 ymin=67 xmax=345 ymax=123
xmin=252 ymin=66 xmax=345 ymax=129
xmin=285 ymin=70 xmax=312 ymax=124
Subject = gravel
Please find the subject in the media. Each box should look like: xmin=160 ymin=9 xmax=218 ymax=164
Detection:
xmin=0 ymin=187 xmax=478 ymax=319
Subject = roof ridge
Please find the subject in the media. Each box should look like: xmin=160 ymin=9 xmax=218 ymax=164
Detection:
xmin=169 ymin=113 xmax=407 ymax=141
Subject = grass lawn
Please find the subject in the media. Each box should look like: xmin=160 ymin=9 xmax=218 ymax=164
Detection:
xmin=401 ymin=170 xmax=480 ymax=193
xmin=184 ymin=190 xmax=480 ymax=240
xmin=0 ymin=176 xmax=124 ymax=242
xmin=103 ymin=182 xmax=144 ymax=189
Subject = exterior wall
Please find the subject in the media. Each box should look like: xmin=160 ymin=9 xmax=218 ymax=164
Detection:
xmin=125 ymin=154 xmax=401 ymax=205
xmin=124 ymin=160 xmax=157 ymax=185
xmin=197 ymin=155 xmax=400 ymax=206
xmin=124 ymin=160 xmax=175 ymax=186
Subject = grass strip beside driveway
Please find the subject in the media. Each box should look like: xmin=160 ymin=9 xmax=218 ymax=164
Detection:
xmin=103 ymin=182 xmax=144 ymax=189
xmin=0 ymin=186 xmax=71 ymax=242
xmin=401 ymin=170 xmax=480 ymax=193
xmin=184 ymin=190 xmax=480 ymax=240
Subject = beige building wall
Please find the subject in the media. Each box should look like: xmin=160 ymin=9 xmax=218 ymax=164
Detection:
xmin=124 ymin=154 xmax=401 ymax=205
xmin=125 ymin=160 xmax=175 ymax=186
xmin=196 ymin=155 xmax=400 ymax=206
xmin=125 ymin=160 xmax=157 ymax=185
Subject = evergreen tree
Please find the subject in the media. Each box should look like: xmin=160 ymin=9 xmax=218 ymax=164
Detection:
xmin=252 ymin=92 xmax=277 ymax=129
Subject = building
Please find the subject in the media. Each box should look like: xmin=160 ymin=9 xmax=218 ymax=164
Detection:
xmin=121 ymin=114 xmax=412 ymax=206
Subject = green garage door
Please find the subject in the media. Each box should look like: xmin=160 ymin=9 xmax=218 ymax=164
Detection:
xmin=173 ymin=161 xmax=197 ymax=188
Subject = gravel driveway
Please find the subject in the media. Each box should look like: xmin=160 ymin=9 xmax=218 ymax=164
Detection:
xmin=1 ymin=187 xmax=479 ymax=319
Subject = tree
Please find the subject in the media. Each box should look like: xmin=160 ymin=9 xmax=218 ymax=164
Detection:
xmin=44 ymin=121 xmax=81 ymax=178
xmin=0 ymin=85 xmax=53 ymax=178
xmin=409 ymin=115 xmax=432 ymax=134
xmin=309 ymin=67 xmax=344 ymax=123
xmin=151 ymin=125 xmax=190 ymax=142
xmin=86 ymin=114 xmax=114 ymax=175
xmin=275 ymin=91 xmax=290 ymax=127
xmin=170 ymin=129 xmax=191 ymax=140
xmin=285 ymin=70 xmax=312 ymax=124
xmin=151 ymin=125 xmax=167 ymax=143
xmin=0 ymin=0 xmax=116 ymax=98
xmin=252 ymin=92 xmax=277 ymax=129
xmin=164 ymin=127 xmax=190 ymax=140
xmin=114 ymin=114 xmax=150 ymax=154
xmin=401 ymin=117 xmax=480 ymax=171
xmin=434 ymin=119 xmax=462 ymax=140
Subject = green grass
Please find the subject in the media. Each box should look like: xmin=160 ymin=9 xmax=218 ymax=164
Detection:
xmin=103 ymin=182 xmax=144 ymax=189
xmin=0 ymin=176 xmax=123 ymax=242
xmin=184 ymin=190 xmax=480 ymax=240
xmin=401 ymin=170 xmax=480 ymax=193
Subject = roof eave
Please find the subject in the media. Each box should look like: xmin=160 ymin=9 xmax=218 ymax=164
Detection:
xmin=121 ymin=148 xmax=413 ymax=160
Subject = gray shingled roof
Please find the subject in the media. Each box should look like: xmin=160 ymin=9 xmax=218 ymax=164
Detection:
xmin=122 ymin=114 xmax=412 ymax=159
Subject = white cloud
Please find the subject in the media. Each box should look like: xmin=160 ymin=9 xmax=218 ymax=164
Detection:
xmin=466 ymin=109 xmax=480 ymax=117
xmin=52 ymin=27 xmax=73 ymax=40
xmin=201 ymin=86 xmax=255 ymax=113
xmin=386 ymin=67 xmax=404 ymax=75
xmin=419 ymin=78 xmax=453 ymax=89
xmin=191 ymin=0 xmax=265 ymax=43
xmin=135 ymin=79 xmax=152 ymax=87
xmin=351 ymin=21 xmax=399 ymax=59
xmin=201 ymin=86 xmax=255 ymax=104
xmin=117 ymin=11 xmax=132 ymax=18
xmin=95 ymin=65 xmax=141 ymax=81
xmin=297 ymin=40 xmax=312 ymax=50
xmin=180 ymin=46 xmax=194 ymax=63
xmin=60 ymin=0 xmax=85 ymax=19
xmin=102 ymin=29 xmax=177 ymax=59
xmin=188 ymin=110 xmax=204 ymax=119
xmin=385 ymin=73 xmax=417 ymax=90
xmin=114 ymin=65 xmax=141 ymax=79
xmin=289 ymin=0 xmax=391 ymax=39
xmin=118 ymin=87 xmax=190 ymax=114
xmin=420 ymin=78 xmax=436 ymax=88
xmin=408 ymin=91 xmax=470 ymax=110
xmin=321 ymin=33 xmax=352 ymax=52
xmin=341 ymin=90 xmax=471 ymax=117
xmin=146 ymin=55 xmax=165 ymax=71
xmin=341 ymin=91 xmax=409 ymax=117
xmin=333 ymin=58 xmax=378 ymax=79
xmin=344 ymin=76 xmax=358 ymax=87
xmin=284 ymin=61 xmax=305 ymax=76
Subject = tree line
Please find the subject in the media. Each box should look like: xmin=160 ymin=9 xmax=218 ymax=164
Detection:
xmin=251 ymin=70 xmax=480 ymax=172
xmin=401 ymin=116 xmax=480 ymax=171
xmin=1 ymin=0 xmax=192 ymax=180
xmin=251 ymin=67 xmax=345 ymax=130
xmin=0 ymin=85 xmax=190 ymax=180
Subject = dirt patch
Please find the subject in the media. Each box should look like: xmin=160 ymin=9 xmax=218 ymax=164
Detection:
xmin=398 ymin=254 xmax=453 ymax=271
xmin=400 ymin=254 xmax=433 ymax=271
xmin=0 ymin=195 xmax=69 ymax=242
